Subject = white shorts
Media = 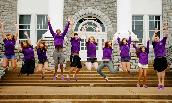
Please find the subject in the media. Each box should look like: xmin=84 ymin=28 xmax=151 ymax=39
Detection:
xmin=138 ymin=63 xmax=148 ymax=68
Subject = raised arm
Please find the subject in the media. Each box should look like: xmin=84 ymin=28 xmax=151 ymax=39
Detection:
xmin=36 ymin=37 xmax=43 ymax=48
xmin=146 ymin=40 xmax=150 ymax=53
xmin=14 ymin=23 xmax=19 ymax=41
xmin=152 ymin=28 xmax=159 ymax=41
xmin=48 ymin=17 xmax=55 ymax=37
xmin=0 ymin=21 xmax=6 ymax=40
xmin=163 ymin=25 xmax=168 ymax=37
xmin=128 ymin=36 xmax=131 ymax=47
xmin=117 ymin=37 xmax=120 ymax=44
xmin=133 ymin=43 xmax=137 ymax=50
xmin=62 ymin=17 xmax=70 ymax=37
xmin=24 ymin=31 xmax=32 ymax=45
xmin=162 ymin=26 xmax=168 ymax=45
xmin=128 ymin=31 xmax=131 ymax=46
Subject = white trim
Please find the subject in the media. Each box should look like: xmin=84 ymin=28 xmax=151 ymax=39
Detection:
xmin=72 ymin=7 xmax=113 ymax=33
xmin=35 ymin=14 xmax=48 ymax=41
xmin=78 ymin=20 xmax=103 ymax=32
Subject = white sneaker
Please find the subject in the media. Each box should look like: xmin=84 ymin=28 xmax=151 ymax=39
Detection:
xmin=105 ymin=77 xmax=109 ymax=82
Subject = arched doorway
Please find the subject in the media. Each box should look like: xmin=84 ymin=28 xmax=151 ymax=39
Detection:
xmin=74 ymin=16 xmax=107 ymax=61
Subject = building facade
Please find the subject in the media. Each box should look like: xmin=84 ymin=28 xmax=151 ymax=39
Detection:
xmin=0 ymin=0 xmax=172 ymax=68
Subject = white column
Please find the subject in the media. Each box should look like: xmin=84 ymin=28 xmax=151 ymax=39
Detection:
xmin=43 ymin=0 xmax=64 ymax=38
xmin=143 ymin=15 xmax=149 ymax=45
xmin=30 ymin=14 xmax=37 ymax=46
xmin=114 ymin=0 xmax=138 ymax=41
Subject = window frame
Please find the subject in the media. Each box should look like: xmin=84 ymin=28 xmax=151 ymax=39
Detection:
xmin=149 ymin=15 xmax=161 ymax=38
xmin=36 ymin=14 xmax=48 ymax=41
xmin=132 ymin=15 xmax=144 ymax=42
xmin=18 ymin=14 xmax=31 ymax=42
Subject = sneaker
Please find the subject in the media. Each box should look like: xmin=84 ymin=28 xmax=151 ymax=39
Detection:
xmin=136 ymin=84 xmax=140 ymax=87
xmin=53 ymin=76 xmax=57 ymax=80
xmin=161 ymin=85 xmax=165 ymax=90
xmin=158 ymin=84 xmax=161 ymax=90
xmin=74 ymin=75 xmax=78 ymax=81
xmin=104 ymin=77 xmax=109 ymax=82
xmin=61 ymin=75 xmax=65 ymax=80
xmin=143 ymin=84 xmax=148 ymax=88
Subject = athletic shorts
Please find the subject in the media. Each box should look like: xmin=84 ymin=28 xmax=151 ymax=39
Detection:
xmin=53 ymin=49 xmax=65 ymax=65
xmin=121 ymin=56 xmax=131 ymax=62
xmin=138 ymin=63 xmax=148 ymax=69
xmin=70 ymin=55 xmax=82 ymax=69
xmin=87 ymin=58 xmax=97 ymax=63
xmin=38 ymin=59 xmax=48 ymax=64
xmin=3 ymin=54 xmax=15 ymax=59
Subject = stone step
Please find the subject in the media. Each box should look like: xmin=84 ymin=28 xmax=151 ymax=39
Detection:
xmin=5 ymin=68 xmax=157 ymax=73
xmin=0 ymin=99 xmax=172 ymax=103
xmin=3 ymin=77 xmax=172 ymax=80
xmin=1 ymin=80 xmax=172 ymax=83
xmin=4 ymin=68 xmax=171 ymax=73
xmin=4 ymin=72 xmax=172 ymax=77
xmin=1 ymin=83 xmax=172 ymax=87
xmin=0 ymin=87 xmax=171 ymax=99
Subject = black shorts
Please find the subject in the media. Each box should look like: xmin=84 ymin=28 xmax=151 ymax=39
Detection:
xmin=38 ymin=59 xmax=48 ymax=64
xmin=70 ymin=55 xmax=82 ymax=69
xmin=121 ymin=56 xmax=131 ymax=62
xmin=154 ymin=57 xmax=168 ymax=72
xmin=87 ymin=58 xmax=97 ymax=63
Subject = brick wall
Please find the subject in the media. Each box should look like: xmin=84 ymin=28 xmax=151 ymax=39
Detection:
xmin=162 ymin=0 xmax=172 ymax=66
xmin=0 ymin=0 xmax=18 ymax=57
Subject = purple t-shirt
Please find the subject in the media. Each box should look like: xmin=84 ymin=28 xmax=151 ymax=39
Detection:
xmin=86 ymin=41 xmax=97 ymax=58
xmin=37 ymin=48 xmax=47 ymax=61
xmin=152 ymin=37 xmax=167 ymax=58
xmin=22 ymin=45 xmax=34 ymax=61
xmin=3 ymin=38 xmax=16 ymax=56
xmin=103 ymin=47 xmax=113 ymax=60
xmin=70 ymin=37 xmax=81 ymax=54
xmin=133 ymin=41 xmax=149 ymax=65
xmin=48 ymin=21 xmax=70 ymax=48
xmin=117 ymin=36 xmax=131 ymax=57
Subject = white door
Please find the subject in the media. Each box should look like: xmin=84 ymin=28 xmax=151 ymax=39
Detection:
xmin=78 ymin=32 xmax=107 ymax=61
xmin=73 ymin=17 xmax=107 ymax=61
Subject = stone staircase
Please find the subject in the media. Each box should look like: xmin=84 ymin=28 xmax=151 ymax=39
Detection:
xmin=0 ymin=64 xmax=172 ymax=103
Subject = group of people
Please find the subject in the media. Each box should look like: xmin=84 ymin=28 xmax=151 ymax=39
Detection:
xmin=0 ymin=17 xmax=169 ymax=90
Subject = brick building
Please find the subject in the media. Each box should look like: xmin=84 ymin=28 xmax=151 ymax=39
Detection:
xmin=0 ymin=0 xmax=172 ymax=68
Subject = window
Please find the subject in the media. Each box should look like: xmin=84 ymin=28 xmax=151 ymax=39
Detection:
xmin=37 ymin=15 xmax=48 ymax=41
xmin=19 ymin=15 xmax=31 ymax=40
xmin=74 ymin=16 xmax=105 ymax=32
xmin=149 ymin=16 xmax=161 ymax=38
xmin=132 ymin=16 xmax=143 ymax=42
xmin=81 ymin=39 xmax=87 ymax=50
